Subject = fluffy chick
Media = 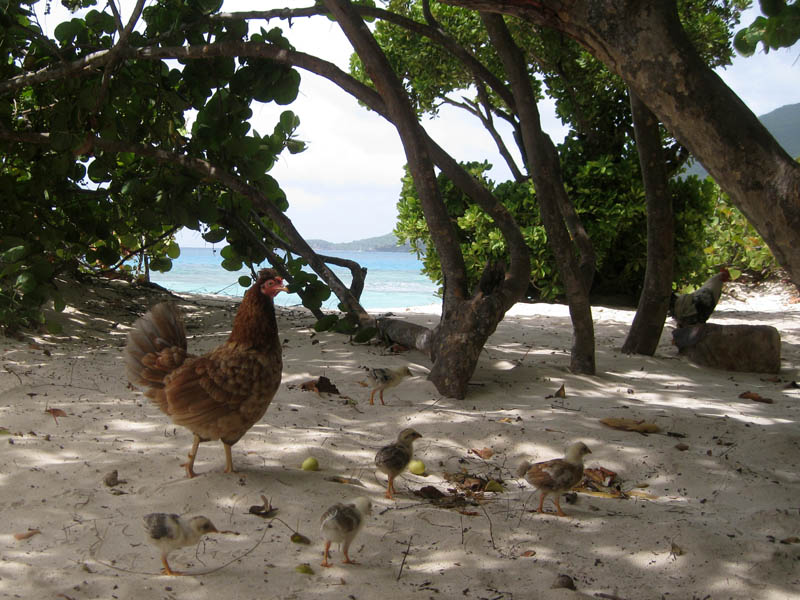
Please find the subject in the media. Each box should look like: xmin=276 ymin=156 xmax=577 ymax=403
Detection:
xmin=516 ymin=442 xmax=591 ymax=517
xmin=320 ymin=497 xmax=372 ymax=567
xmin=374 ymin=428 xmax=422 ymax=499
xmin=143 ymin=513 xmax=218 ymax=575
xmin=366 ymin=366 xmax=413 ymax=405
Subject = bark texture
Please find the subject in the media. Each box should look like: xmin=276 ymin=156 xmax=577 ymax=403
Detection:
xmin=443 ymin=0 xmax=800 ymax=288
xmin=482 ymin=12 xmax=596 ymax=374
xmin=621 ymin=90 xmax=674 ymax=355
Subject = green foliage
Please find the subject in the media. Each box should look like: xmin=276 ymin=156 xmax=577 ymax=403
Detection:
xmin=695 ymin=185 xmax=778 ymax=281
xmin=396 ymin=160 xmax=718 ymax=302
xmin=735 ymin=1 xmax=800 ymax=55
xmin=0 ymin=1 xmax=310 ymax=331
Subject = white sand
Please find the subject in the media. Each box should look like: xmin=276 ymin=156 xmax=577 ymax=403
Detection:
xmin=1 ymin=278 xmax=798 ymax=599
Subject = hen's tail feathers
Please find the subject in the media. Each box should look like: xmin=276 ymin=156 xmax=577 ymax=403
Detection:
xmin=125 ymin=302 xmax=188 ymax=391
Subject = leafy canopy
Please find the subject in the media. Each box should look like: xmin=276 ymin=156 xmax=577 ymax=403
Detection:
xmin=0 ymin=0 xmax=313 ymax=331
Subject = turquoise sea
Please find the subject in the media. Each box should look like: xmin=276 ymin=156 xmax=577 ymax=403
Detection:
xmin=150 ymin=247 xmax=441 ymax=310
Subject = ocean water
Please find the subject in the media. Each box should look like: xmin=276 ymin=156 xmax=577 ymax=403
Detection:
xmin=149 ymin=247 xmax=441 ymax=310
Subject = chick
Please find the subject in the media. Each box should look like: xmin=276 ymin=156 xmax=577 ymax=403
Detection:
xmin=366 ymin=366 xmax=413 ymax=405
xmin=320 ymin=497 xmax=372 ymax=567
xmin=516 ymin=442 xmax=591 ymax=517
xmin=143 ymin=513 xmax=218 ymax=575
xmin=374 ymin=428 xmax=422 ymax=499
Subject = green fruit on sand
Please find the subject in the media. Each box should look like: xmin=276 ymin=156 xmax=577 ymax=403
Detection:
xmin=408 ymin=459 xmax=426 ymax=475
xmin=301 ymin=456 xmax=319 ymax=471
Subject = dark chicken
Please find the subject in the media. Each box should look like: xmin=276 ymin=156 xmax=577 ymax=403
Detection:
xmin=670 ymin=268 xmax=730 ymax=328
xmin=125 ymin=269 xmax=287 ymax=477
xmin=374 ymin=428 xmax=422 ymax=499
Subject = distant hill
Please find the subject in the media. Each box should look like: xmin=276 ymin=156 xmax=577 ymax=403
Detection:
xmin=308 ymin=232 xmax=411 ymax=252
xmin=683 ymin=102 xmax=800 ymax=179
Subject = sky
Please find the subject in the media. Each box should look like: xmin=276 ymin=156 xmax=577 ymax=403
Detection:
xmin=36 ymin=2 xmax=800 ymax=246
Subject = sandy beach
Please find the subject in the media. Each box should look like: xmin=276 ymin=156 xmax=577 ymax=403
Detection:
xmin=1 ymin=277 xmax=798 ymax=599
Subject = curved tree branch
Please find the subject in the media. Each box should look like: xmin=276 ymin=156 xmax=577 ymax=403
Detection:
xmin=0 ymin=125 xmax=371 ymax=324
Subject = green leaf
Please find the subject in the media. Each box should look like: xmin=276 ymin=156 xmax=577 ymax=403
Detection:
xmin=166 ymin=242 xmax=181 ymax=259
xmin=334 ymin=317 xmax=357 ymax=335
xmin=2 ymin=245 xmax=27 ymax=263
xmin=50 ymin=132 xmax=79 ymax=152
xmin=238 ymin=275 xmax=252 ymax=287
xmin=202 ymin=229 xmax=227 ymax=243
xmin=220 ymin=245 xmax=238 ymax=260
xmin=220 ymin=258 xmax=242 ymax=271
xmin=54 ymin=19 xmax=82 ymax=45
xmin=149 ymin=257 xmax=173 ymax=272
xmin=273 ymin=70 xmax=301 ymax=105
xmin=87 ymin=160 xmax=109 ymax=183
xmin=279 ymin=110 xmax=299 ymax=133
xmin=45 ymin=320 xmax=63 ymax=334
xmin=52 ymin=292 xmax=66 ymax=313
xmin=352 ymin=327 xmax=378 ymax=344
xmin=15 ymin=271 xmax=37 ymax=294
xmin=95 ymin=245 xmax=119 ymax=266
xmin=313 ymin=314 xmax=338 ymax=332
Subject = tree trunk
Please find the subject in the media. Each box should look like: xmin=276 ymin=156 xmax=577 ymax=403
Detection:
xmin=324 ymin=0 xmax=530 ymax=398
xmin=622 ymin=89 xmax=674 ymax=355
xmin=444 ymin=0 xmax=800 ymax=289
xmin=482 ymin=12 xmax=596 ymax=374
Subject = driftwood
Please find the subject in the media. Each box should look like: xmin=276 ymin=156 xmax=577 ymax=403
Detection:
xmin=672 ymin=323 xmax=781 ymax=374
xmin=375 ymin=317 xmax=433 ymax=357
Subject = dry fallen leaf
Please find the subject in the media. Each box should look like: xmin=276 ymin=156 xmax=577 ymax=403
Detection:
xmin=627 ymin=489 xmax=660 ymax=500
xmin=583 ymin=467 xmax=618 ymax=487
xmin=45 ymin=408 xmax=67 ymax=424
xmin=780 ymin=536 xmax=800 ymax=544
xmin=14 ymin=529 xmax=41 ymax=541
xmin=414 ymin=485 xmax=446 ymax=500
xmin=521 ymin=550 xmax=537 ymax=557
xmin=299 ymin=376 xmax=340 ymax=396
xmin=738 ymin=391 xmax=774 ymax=404
xmin=249 ymin=495 xmax=278 ymax=518
xmin=469 ymin=447 xmax=494 ymax=460
xmin=674 ymin=443 xmax=690 ymax=451
xmin=600 ymin=417 xmax=661 ymax=434
xmin=497 ymin=417 xmax=515 ymax=424
xmin=324 ymin=476 xmax=366 ymax=487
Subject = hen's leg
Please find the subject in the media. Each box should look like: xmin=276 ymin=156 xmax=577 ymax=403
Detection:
xmin=342 ymin=540 xmax=358 ymax=564
xmin=161 ymin=554 xmax=183 ymax=576
xmin=321 ymin=541 xmax=333 ymax=567
xmin=223 ymin=442 xmax=237 ymax=474
xmin=379 ymin=390 xmax=385 ymax=405
xmin=181 ymin=434 xmax=202 ymax=478
xmin=369 ymin=389 xmax=376 ymax=405
xmin=553 ymin=495 xmax=568 ymax=517
xmin=537 ymin=492 xmax=547 ymax=514
xmin=385 ymin=475 xmax=395 ymax=499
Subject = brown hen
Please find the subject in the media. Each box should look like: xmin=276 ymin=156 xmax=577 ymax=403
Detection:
xmin=125 ymin=268 xmax=287 ymax=477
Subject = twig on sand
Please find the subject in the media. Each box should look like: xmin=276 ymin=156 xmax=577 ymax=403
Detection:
xmin=396 ymin=536 xmax=413 ymax=581
xmin=481 ymin=504 xmax=496 ymax=550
